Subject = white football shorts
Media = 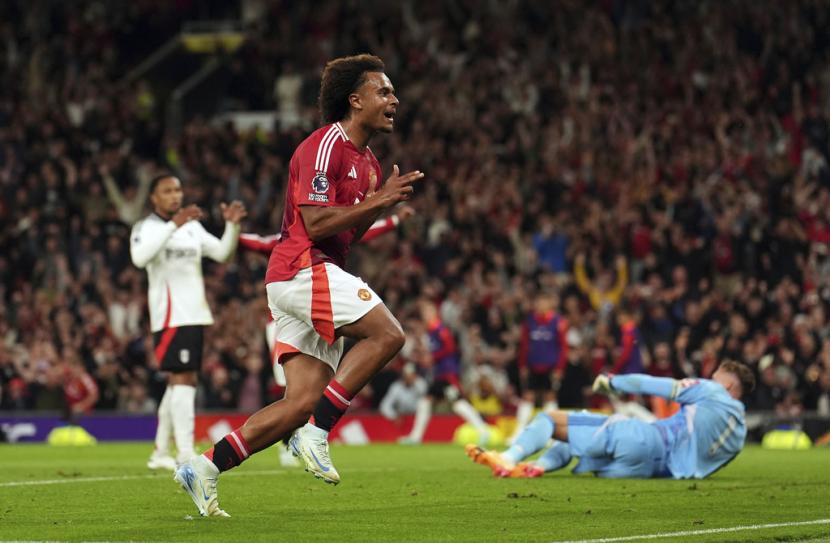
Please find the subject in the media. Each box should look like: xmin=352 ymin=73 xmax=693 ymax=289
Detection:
xmin=265 ymin=320 xmax=286 ymax=386
xmin=266 ymin=262 xmax=382 ymax=372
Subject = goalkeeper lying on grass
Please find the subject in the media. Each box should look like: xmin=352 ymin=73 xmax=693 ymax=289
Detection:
xmin=466 ymin=361 xmax=754 ymax=479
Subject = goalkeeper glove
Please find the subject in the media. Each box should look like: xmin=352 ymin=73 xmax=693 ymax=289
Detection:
xmin=592 ymin=374 xmax=616 ymax=396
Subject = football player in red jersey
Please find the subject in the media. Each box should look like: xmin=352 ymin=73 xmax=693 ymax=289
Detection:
xmin=238 ymin=205 xmax=414 ymax=468
xmin=175 ymin=54 xmax=423 ymax=517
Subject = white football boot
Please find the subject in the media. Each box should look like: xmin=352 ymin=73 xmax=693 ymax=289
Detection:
xmin=173 ymin=455 xmax=230 ymax=517
xmin=289 ymin=423 xmax=340 ymax=485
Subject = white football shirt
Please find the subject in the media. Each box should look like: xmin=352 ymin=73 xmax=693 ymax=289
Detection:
xmin=130 ymin=214 xmax=240 ymax=332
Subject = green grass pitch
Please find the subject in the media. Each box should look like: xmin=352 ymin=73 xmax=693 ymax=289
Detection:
xmin=1 ymin=443 xmax=829 ymax=542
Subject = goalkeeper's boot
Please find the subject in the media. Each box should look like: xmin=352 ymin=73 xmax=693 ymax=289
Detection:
xmin=173 ymin=455 xmax=230 ymax=517
xmin=465 ymin=444 xmax=515 ymax=477
xmin=506 ymin=462 xmax=545 ymax=478
xmin=289 ymin=423 xmax=340 ymax=485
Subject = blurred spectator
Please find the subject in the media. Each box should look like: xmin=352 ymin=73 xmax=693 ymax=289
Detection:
xmin=612 ymin=307 xmax=646 ymax=375
xmin=398 ymin=301 xmax=491 ymax=444
xmin=119 ymin=380 xmax=156 ymax=414
xmin=203 ymin=365 xmax=238 ymax=410
xmin=512 ymin=291 xmax=568 ymax=440
xmin=237 ymin=353 xmax=266 ymax=414
xmin=533 ymin=215 xmax=569 ymax=274
xmin=574 ymin=254 xmax=628 ymax=317
xmin=379 ymin=363 xmax=427 ymax=421
xmin=466 ymin=364 xmax=511 ymax=418
xmin=273 ymin=61 xmax=305 ymax=130
xmin=99 ymin=161 xmax=153 ymax=226
xmin=805 ymin=367 xmax=830 ymax=417
xmin=556 ymin=341 xmax=594 ymax=409
xmin=62 ymin=351 xmax=100 ymax=421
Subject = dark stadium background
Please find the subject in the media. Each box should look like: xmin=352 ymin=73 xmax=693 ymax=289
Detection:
xmin=2 ymin=0 xmax=830 ymax=444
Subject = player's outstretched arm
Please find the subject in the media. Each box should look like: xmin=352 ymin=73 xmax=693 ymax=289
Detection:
xmin=239 ymin=233 xmax=280 ymax=253
xmin=591 ymin=374 xmax=615 ymax=396
xmin=359 ymin=205 xmax=414 ymax=243
xmin=202 ymin=201 xmax=246 ymax=263
xmin=301 ymin=166 xmax=423 ymax=241
xmin=604 ymin=374 xmax=681 ymax=400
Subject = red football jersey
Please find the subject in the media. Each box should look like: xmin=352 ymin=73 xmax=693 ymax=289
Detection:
xmin=63 ymin=370 xmax=98 ymax=412
xmin=265 ymin=122 xmax=383 ymax=283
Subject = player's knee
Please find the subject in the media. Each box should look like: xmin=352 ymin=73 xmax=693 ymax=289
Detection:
xmin=381 ymin=320 xmax=405 ymax=355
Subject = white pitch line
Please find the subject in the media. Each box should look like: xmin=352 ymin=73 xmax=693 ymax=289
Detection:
xmin=3 ymin=519 xmax=830 ymax=543
xmin=551 ymin=518 xmax=830 ymax=543
xmin=0 ymin=468 xmax=303 ymax=488
xmin=0 ymin=475 xmax=148 ymax=487
xmin=0 ymin=466 xmax=438 ymax=488
xmin=0 ymin=469 xmax=296 ymax=488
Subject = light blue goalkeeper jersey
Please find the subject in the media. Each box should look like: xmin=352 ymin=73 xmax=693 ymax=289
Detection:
xmin=610 ymin=374 xmax=747 ymax=479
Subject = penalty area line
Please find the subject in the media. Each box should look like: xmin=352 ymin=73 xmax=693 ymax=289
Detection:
xmin=551 ymin=518 xmax=830 ymax=543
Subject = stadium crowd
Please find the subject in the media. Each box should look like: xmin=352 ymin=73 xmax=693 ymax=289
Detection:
xmin=2 ymin=0 xmax=830 ymax=423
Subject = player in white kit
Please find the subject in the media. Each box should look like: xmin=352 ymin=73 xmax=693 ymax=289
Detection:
xmin=131 ymin=174 xmax=246 ymax=470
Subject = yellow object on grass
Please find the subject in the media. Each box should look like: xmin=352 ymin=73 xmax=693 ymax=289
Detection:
xmin=453 ymin=423 xmax=505 ymax=448
xmin=761 ymin=429 xmax=811 ymax=450
xmin=47 ymin=425 xmax=97 ymax=446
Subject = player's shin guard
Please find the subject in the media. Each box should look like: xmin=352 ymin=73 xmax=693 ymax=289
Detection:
xmin=503 ymin=412 xmax=554 ymax=464
xmin=534 ymin=441 xmax=572 ymax=472
xmin=204 ymin=429 xmax=251 ymax=472
xmin=310 ymin=379 xmax=354 ymax=432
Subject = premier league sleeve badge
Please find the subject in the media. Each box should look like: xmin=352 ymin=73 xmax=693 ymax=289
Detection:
xmin=312 ymin=172 xmax=329 ymax=193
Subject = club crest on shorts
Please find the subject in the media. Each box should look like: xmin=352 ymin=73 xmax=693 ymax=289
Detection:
xmin=358 ymin=288 xmax=372 ymax=301
xmin=312 ymin=172 xmax=329 ymax=193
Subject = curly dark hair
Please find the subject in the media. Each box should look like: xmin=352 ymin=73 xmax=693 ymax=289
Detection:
xmin=318 ymin=54 xmax=385 ymax=124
